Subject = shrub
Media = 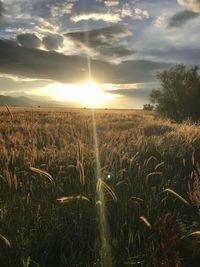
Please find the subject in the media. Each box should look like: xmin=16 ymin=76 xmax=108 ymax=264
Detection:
xmin=143 ymin=104 xmax=154 ymax=111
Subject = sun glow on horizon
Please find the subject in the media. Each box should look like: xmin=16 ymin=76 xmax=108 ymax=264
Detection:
xmin=37 ymin=81 xmax=115 ymax=107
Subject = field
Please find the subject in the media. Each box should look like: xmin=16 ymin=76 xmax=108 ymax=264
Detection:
xmin=1 ymin=106 xmax=200 ymax=267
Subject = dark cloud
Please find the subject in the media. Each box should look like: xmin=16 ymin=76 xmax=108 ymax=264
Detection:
xmin=43 ymin=34 xmax=64 ymax=50
xmin=0 ymin=38 xmax=111 ymax=83
xmin=17 ymin=33 xmax=64 ymax=51
xmin=66 ymin=25 xmax=128 ymax=45
xmin=0 ymin=38 xmax=171 ymax=84
xmin=115 ymin=60 xmax=172 ymax=83
xmin=65 ymin=25 xmax=134 ymax=58
xmin=104 ymin=81 xmax=159 ymax=101
xmin=97 ymin=45 xmax=134 ymax=57
xmin=168 ymin=10 xmax=199 ymax=27
xmin=17 ymin=33 xmax=42 ymax=49
xmin=147 ymin=46 xmax=200 ymax=65
xmin=105 ymin=88 xmax=153 ymax=100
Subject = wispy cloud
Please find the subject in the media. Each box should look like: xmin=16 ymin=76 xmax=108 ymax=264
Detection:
xmin=104 ymin=1 xmax=119 ymax=7
xmin=50 ymin=2 xmax=74 ymax=17
xmin=36 ymin=18 xmax=59 ymax=33
xmin=71 ymin=12 xmax=121 ymax=23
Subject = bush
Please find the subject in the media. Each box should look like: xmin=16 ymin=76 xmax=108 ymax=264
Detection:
xmin=143 ymin=104 xmax=154 ymax=111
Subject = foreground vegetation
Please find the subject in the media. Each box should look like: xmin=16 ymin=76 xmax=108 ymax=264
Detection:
xmin=1 ymin=107 xmax=200 ymax=267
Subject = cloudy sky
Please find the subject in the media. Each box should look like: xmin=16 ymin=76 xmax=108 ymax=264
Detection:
xmin=0 ymin=0 xmax=200 ymax=108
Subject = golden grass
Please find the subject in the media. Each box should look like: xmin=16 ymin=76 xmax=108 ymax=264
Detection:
xmin=0 ymin=106 xmax=200 ymax=266
xmin=164 ymin=188 xmax=191 ymax=206
xmin=29 ymin=167 xmax=54 ymax=182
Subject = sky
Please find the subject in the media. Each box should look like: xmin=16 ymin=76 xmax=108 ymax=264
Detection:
xmin=0 ymin=0 xmax=200 ymax=108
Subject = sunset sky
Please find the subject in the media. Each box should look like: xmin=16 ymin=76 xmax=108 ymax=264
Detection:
xmin=0 ymin=0 xmax=200 ymax=108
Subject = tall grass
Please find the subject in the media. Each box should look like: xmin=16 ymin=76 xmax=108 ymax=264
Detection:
xmin=1 ymin=107 xmax=200 ymax=266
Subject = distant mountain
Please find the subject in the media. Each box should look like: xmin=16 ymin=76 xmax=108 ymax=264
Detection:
xmin=0 ymin=95 xmax=28 ymax=106
xmin=0 ymin=95 xmax=71 ymax=107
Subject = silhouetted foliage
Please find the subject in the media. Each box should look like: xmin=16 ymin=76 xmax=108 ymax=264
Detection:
xmin=150 ymin=64 xmax=200 ymax=122
xmin=143 ymin=104 xmax=154 ymax=111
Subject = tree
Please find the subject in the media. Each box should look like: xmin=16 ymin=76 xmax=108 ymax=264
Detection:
xmin=150 ymin=64 xmax=200 ymax=122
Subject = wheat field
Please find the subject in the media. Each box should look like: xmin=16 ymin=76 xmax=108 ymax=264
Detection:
xmin=1 ymin=106 xmax=200 ymax=267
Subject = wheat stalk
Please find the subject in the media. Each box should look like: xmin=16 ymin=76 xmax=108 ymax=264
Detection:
xmin=5 ymin=104 xmax=13 ymax=121
xmin=29 ymin=167 xmax=54 ymax=182
xmin=97 ymin=179 xmax=117 ymax=202
xmin=57 ymin=195 xmax=90 ymax=203
xmin=164 ymin=188 xmax=190 ymax=206
xmin=139 ymin=216 xmax=152 ymax=229
xmin=0 ymin=234 xmax=11 ymax=247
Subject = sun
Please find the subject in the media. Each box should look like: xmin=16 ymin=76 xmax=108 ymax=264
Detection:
xmin=41 ymin=80 xmax=114 ymax=107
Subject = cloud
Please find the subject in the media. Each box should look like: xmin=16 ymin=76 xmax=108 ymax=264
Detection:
xmin=96 ymin=45 xmax=134 ymax=58
xmin=66 ymin=25 xmax=130 ymax=42
xmin=121 ymin=3 xmax=133 ymax=17
xmin=71 ymin=12 xmax=121 ymax=23
xmin=71 ymin=1 xmax=134 ymax=22
xmin=17 ymin=33 xmax=42 ymax=49
xmin=0 ymin=38 xmax=171 ymax=84
xmin=65 ymin=25 xmax=134 ymax=58
xmin=36 ymin=18 xmax=59 ymax=33
xmin=115 ymin=60 xmax=171 ymax=83
xmin=103 ymin=82 xmax=159 ymax=103
xmin=154 ymin=15 xmax=168 ymax=28
xmin=104 ymin=87 xmax=153 ymax=100
xmin=104 ymin=1 xmax=119 ymax=7
xmin=168 ymin=10 xmax=199 ymax=27
xmin=0 ymin=38 xmax=112 ymax=83
xmin=134 ymin=8 xmax=150 ymax=20
xmin=70 ymin=4 xmax=149 ymax=22
xmin=177 ymin=0 xmax=200 ymax=13
xmin=43 ymin=34 xmax=64 ymax=50
xmin=50 ymin=2 xmax=74 ymax=17
xmin=146 ymin=46 xmax=200 ymax=65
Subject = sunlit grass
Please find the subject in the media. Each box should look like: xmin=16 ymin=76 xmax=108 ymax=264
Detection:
xmin=1 ymin=107 xmax=200 ymax=266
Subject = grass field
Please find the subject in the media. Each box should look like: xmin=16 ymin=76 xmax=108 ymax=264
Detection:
xmin=1 ymin=106 xmax=200 ymax=267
